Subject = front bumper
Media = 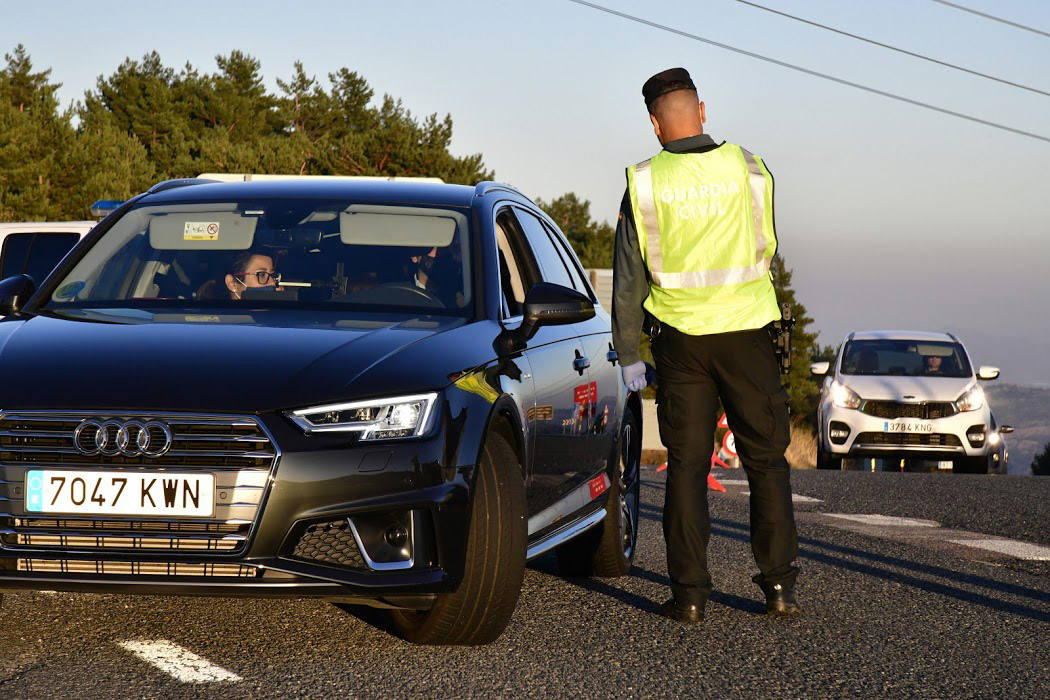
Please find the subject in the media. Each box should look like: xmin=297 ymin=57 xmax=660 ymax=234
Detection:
xmin=822 ymin=402 xmax=991 ymax=460
xmin=0 ymin=396 xmax=491 ymax=603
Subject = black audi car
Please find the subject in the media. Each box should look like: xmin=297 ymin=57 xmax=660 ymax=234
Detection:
xmin=0 ymin=177 xmax=641 ymax=645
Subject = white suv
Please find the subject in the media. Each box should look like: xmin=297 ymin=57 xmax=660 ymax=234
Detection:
xmin=811 ymin=330 xmax=1000 ymax=473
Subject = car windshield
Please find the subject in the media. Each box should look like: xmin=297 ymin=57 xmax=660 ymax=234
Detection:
xmin=44 ymin=199 xmax=473 ymax=316
xmin=840 ymin=339 xmax=972 ymax=378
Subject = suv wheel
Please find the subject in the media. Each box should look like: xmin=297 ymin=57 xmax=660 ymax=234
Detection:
xmin=555 ymin=404 xmax=641 ymax=577
xmin=816 ymin=444 xmax=841 ymax=470
xmin=390 ymin=431 xmax=525 ymax=645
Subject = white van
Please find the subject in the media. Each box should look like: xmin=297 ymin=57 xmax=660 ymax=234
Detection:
xmin=0 ymin=221 xmax=95 ymax=289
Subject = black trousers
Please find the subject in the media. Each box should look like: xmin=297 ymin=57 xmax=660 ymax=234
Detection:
xmin=652 ymin=324 xmax=799 ymax=605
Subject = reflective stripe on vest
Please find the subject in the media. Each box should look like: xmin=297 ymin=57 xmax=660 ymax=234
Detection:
xmin=634 ymin=148 xmax=769 ymax=289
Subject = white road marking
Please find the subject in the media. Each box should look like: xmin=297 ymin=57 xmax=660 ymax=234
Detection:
xmin=824 ymin=513 xmax=940 ymax=528
xmin=947 ymin=538 xmax=1050 ymax=561
xmin=716 ymin=479 xmax=749 ymax=486
xmin=741 ymin=490 xmax=822 ymax=503
xmin=119 ymin=640 xmax=242 ymax=684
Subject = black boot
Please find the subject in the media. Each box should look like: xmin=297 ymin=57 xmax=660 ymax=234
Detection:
xmin=754 ymin=575 xmax=801 ymax=618
xmin=660 ymin=598 xmax=704 ymax=624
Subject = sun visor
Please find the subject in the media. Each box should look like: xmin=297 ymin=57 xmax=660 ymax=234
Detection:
xmin=916 ymin=344 xmax=955 ymax=356
xmin=148 ymin=212 xmax=258 ymax=250
xmin=339 ymin=205 xmax=461 ymax=247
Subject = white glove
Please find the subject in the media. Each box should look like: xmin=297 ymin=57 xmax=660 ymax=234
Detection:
xmin=621 ymin=361 xmax=648 ymax=393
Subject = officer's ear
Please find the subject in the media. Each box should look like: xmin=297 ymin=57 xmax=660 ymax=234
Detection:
xmin=699 ymin=100 xmax=706 ymax=126
xmin=650 ymin=111 xmax=663 ymax=142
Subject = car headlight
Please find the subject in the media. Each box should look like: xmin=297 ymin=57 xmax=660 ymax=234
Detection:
xmin=955 ymin=384 xmax=984 ymax=412
xmin=287 ymin=393 xmax=438 ymax=439
xmin=830 ymin=380 xmax=861 ymax=409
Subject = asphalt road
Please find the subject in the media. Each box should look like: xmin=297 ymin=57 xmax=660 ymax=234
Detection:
xmin=1 ymin=470 xmax=1047 ymax=698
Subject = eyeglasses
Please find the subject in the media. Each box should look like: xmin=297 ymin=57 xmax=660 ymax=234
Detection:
xmin=233 ymin=270 xmax=281 ymax=285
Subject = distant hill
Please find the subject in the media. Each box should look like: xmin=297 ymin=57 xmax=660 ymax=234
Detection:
xmin=984 ymin=383 xmax=1050 ymax=475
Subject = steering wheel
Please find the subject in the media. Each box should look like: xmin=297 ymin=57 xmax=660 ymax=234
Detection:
xmin=366 ymin=282 xmax=446 ymax=308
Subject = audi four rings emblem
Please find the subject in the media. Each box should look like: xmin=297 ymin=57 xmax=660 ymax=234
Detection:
xmin=73 ymin=419 xmax=173 ymax=457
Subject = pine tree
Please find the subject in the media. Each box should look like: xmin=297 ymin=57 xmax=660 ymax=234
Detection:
xmin=0 ymin=45 xmax=73 ymax=220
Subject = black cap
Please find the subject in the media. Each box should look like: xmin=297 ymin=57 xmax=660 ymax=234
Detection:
xmin=642 ymin=67 xmax=697 ymax=110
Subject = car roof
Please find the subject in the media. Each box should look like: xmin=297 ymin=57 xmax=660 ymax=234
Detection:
xmin=848 ymin=330 xmax=958 ymax=342
xmin=139 ymin=179 xmax=480 ymax=208
xmin=0 ymin=221 xmax=95 ymax=234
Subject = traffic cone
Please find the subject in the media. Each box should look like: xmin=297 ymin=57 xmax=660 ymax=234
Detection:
xmin=656 ymin=458 xmax=726 ymax=492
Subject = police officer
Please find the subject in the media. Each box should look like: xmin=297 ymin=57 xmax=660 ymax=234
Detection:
xmin=612 ymin=68 xmax=800 ymax=623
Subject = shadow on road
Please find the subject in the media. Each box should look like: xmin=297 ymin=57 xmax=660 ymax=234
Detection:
xmin=638 ymin=500 xmax=1049 ymax=621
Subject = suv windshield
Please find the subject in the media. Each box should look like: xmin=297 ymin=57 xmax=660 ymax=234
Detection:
xmin=840 ymin=339 xmax=972 ymax=378
xmin=45 ymin=200 xmax=472 ymax=316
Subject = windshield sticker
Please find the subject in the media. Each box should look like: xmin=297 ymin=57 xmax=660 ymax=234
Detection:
xmin=184 ymin=221 xmax=220 ymax=241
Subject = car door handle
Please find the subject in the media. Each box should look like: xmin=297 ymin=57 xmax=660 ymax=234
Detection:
xmin=573 ymin=351 xmax=590 ymax=375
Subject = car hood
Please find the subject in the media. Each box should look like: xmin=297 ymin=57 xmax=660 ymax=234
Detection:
xmin=0 ymin=310 xmax=486 ymax=413
xmin=835 ymin=374 xmax=973 ymax=403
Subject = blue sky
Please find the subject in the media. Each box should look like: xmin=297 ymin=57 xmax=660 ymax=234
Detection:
xmin=5 ymin=0 xmax=1050 ymax=383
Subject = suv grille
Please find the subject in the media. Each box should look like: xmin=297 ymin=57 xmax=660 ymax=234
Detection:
xmin=861 ymin=401 xmax=957 ymax=420
xmin=292 ymin=520 xmax=367 ymax=570
xmin=0 ymin=412 xmax=279 ymax=557
xmin=854 ymin=432 xmax=962 ymax=447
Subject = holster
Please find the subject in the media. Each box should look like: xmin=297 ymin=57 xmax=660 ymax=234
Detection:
xmin=767 ymin=303 xmax=795 ymax=375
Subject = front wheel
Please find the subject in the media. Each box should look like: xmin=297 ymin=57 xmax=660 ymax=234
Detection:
xmin=390 ymin=431 xmax=525 ymax=645
xmin=556 ymin=405 xmax=641 ymax=577
xmin=816 ymin=443 xmax=842 ymax=470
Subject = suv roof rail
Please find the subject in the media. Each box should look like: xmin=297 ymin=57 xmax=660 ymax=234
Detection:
xmin=197 ymin=173 xmax=445 ymax=184
xmin=474 ymin=181 xmax=525 ymax=198
xmin=946 ymin=331 xmax=959 ymax=342
xmin=147 ymin=178 xmax=220 ymax=194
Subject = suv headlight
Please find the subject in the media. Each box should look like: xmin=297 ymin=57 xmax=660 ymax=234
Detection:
xmin=830 ymin=380 xmax=861 ymax=409
xmin=955 ymin=384 xmax=984 ymax=412
xmin=287 ymin=393 xmax=438 ymax=439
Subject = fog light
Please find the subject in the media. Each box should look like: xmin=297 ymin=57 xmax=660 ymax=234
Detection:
xmin=384 ymin=525 xmax=408 ymax=548
xmin=966 ymin=425 xmax=986 ymax=447
xmin=829 ymin=421 xmax=851 ymax=445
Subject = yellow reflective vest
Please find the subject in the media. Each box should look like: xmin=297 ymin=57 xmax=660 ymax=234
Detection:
xmin=626 ymin=143 xmax=781 ymax=336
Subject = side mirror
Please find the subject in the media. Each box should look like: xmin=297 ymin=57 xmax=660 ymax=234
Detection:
xmin=497 ymin=283 xmax=594 ymax=353
xmin=977 ymin=366 xmax=1000 ymax=381
xmin=999 ymin=425 xmax=1014 ymax=434
xmin=810 ymin=361 xmax=830 ymax=377
xmin=0 ymin=274 xmax=37 ymax=316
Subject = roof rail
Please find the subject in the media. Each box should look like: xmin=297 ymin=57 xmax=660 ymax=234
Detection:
xmin=146 ymin=178 xmax=220 ymax=194
xmin=846 ymin=331 xmax=855 ymax=341
xmin=197 ymin=173 xmax=445 ymax=184
xmin=474 ymin=181 xmax=525 ymax=198
xmin=946 ymin=331 xmax=959 ymax=342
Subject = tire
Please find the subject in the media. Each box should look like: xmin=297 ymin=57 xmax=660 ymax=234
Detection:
xmin=390 ymin=431 xmax=526 ymax=645
xmin=816 ymin=443 xmax=842 ymax=470
xmin=555 ymin=404 xmax=641 ymax=578
xmin=954 ymin=455 xmax=990 ymax=474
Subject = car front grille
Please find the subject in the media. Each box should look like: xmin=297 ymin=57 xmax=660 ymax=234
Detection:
xmin=0 ymin=411 xmax=279 ymax=557
xmin=292 ymin=519 xmax=367 ymax=570
xmin=854 ymin=432 xmax=962 ymax=447
xmin=16 ymin=558 xmax=259 ymax=577
xmin=860 ymin=401 xmax=957 ymax=420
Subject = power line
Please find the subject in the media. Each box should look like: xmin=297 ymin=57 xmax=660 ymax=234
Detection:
xmin=737 ymin=0 xmax=1050 ymax=97
xmin=928 ymin=0 xmax=1050 ymax=39
xmin=565 ymin=0 xmax=1050 ymax=144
